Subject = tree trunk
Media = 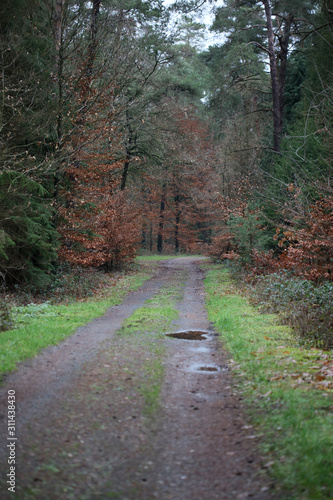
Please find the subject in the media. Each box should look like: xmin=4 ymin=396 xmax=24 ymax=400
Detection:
xmin=277 ymin=15 xmax=293 ymax=134
xmin=121 ymin=155 xmax=130 ymax=191
xmin=86 ymin=0 xmax=101 ymax=80
xmin=175 ymin=217 xmax=180 ymax=253
xmin=53 ymin=0 xmax=67 ymax=218
xmin=78 ymin=0 xmax=101 ymax=125
xmin=141 ymin=184 xmax=147 ymax=248
xmin=53 ymin=0 xmax=66 ymax=62
xmin=53 ymin=0 xmax=67 ymax=144
xmin=157 ymin=183 xmax=166 ymax=253
xmin=120 ymin=111 xmax=136 ymax=190
xmin=149 ymin=223 xmax=153 ymax=252
xmin=142 ymin=224 xmax=146 ymax=248
xmin=262 ymin=0 xmax=281 ymax=153
xmin=174 ymin=192 xmax=181 ymax=253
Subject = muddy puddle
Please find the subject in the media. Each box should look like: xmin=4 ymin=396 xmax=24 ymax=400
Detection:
xmin=187 ymin=362 xmax=225 ymax=373
xmin=165 ymin=330 xmax=210 ymax=341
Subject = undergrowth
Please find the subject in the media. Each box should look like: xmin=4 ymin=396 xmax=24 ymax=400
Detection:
xmin=251 ymin=272 xmax=333 ymax=349
xmin=0 ymin=297 xmax=13 ymax=332
xmin=204 ymin=264 xmax=333 ymax=500
xmin=4 ymin=263 xmax=152 ymax=306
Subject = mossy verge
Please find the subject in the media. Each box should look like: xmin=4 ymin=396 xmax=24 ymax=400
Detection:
xmin=204 ymin=264 xmax=333 ymax=500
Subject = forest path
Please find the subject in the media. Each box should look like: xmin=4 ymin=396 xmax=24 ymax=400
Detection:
xmin=0 ymin=257 xmax=276 ymax=499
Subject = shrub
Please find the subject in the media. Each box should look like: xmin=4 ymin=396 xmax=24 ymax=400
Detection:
xmin=252 ymin=272 xmax=333 ymax=349
xmin=276 ymin=196 xmax=333 ymax=281
xmin=0 ymin=298 xmax=13 ymax=332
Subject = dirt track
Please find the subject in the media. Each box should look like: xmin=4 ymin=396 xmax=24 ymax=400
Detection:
xmin=0 ymin=257 xmax=277 ymax=499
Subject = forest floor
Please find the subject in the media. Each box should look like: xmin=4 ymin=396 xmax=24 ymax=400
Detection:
xmin=0 ymin=257 xmax=279 ymax=499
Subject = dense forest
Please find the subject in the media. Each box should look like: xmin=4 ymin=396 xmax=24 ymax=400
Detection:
xmin=1 ymin=4 xmax=333 ymax=496
xmin=0 ymin=0 xmax=332 ymax=287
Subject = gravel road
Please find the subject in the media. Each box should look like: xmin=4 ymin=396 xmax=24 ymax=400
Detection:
xmin=0 ymin=257 xmax=277 ymax=499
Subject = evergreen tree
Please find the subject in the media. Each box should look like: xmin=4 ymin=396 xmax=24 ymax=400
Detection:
xmin=211 ymin=0 xmax=320 ymax=152
xmin=0 ymin=0 xmax=58 ymax=286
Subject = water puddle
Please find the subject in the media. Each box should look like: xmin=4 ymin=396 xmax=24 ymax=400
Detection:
xmin=189 ymin=346 xmax=212 ymax=353
xmin=165 ymin=330 xmax=209 ymax=341
xmin=188 ymin=363 xmax=222 ymax=373
xmin=198 ymin=366 xmax=219 ymax=372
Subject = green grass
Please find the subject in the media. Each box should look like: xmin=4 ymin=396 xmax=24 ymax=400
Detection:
xmin=136 ymin=254 xmax=202 ymax=262
xmin=136 ymin=254 xmax=180 ymax=261
xmin=117 ymin=273 xmax=186 ymax=414
xmin=0 ymin=271 xmax=152 ymax=378
xmin=139 ymin=344 xmax=166 ymax=416
xmin=204 ymin=264 xmax=333 ymax=500
xmin=118 ymin=279 xmax=185 ymax=336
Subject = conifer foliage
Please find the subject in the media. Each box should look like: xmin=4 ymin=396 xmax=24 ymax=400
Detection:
xmin=0 ymin=0 xmax=58 ymax=287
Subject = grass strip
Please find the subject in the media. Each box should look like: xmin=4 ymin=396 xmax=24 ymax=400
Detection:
xmin=117 ymin=273 xmax=186 ymax=414
xmin=0 ymin=271 xmax=152 ymax=377
xmin=204 ymin=264 xmax=333 ymax=500
xmin=136 ymin=254 xmax=201 ymax=262
xmin=118 ymin=278 xmax=185 ymax=336
xmin=139 ymin=344 xmax=166 ymax=416
xmin=136 ymin=255 xmax=181 ymax=262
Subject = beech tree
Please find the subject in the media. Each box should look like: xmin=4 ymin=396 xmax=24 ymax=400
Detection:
xmin=277 ymin=196 xmax=333 ymax=281
xmin=135 ymin=94 xmax=216 ymax=254
xmin=56 ymin=1 xmax=157 ymax=268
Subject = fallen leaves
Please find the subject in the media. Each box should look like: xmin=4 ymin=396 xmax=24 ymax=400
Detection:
xmin=268 ymin=358 xmax=333 ymax=391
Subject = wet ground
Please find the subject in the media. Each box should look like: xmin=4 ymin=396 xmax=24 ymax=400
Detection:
xmin=0 ymin=257 xmax=277 ymax=499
